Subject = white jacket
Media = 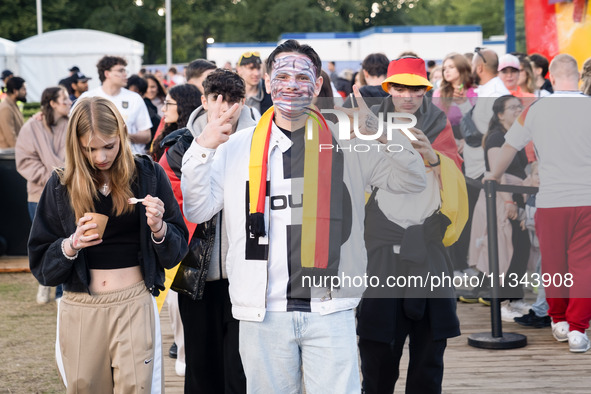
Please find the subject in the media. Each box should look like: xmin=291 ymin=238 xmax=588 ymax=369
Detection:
xmin=181 ymin=120 xmax=426 ymax=322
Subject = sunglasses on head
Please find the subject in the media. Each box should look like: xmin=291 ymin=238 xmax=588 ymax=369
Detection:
xmin=474 ymin=47 xmax=487 ymax=64
xmin=239 ymin=51 xmax=261 ymax=65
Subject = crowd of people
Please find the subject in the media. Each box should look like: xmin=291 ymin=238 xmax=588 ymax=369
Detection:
xmin=1 ymin=40 xmax=590 ymax=393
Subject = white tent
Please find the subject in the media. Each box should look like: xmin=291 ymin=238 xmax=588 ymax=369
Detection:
xmin=16 ymin=29 xmax=144 ymax=102
xmin=0 ymin=37 xmax=17 ymax=75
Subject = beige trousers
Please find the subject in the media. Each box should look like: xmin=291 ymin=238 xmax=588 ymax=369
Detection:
xmin=56 ymin=282 xmax=163 ymax=394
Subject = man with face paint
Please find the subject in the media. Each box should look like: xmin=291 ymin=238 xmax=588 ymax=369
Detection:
xmin=181 ymin=40 xmax=427 ymax=393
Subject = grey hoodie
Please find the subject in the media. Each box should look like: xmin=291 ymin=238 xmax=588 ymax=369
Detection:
xmin=185 ymin=104 xmax=258 ymax=280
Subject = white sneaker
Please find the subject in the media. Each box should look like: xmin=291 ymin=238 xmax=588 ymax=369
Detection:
xmin=551 ymin=321 xmax=569 ymax=342
xmin=36 ymin=285 xmax=51 ymax=304
xmin=500 ymin=301 xmax=522 ymax=322
xmin=509 ymin=299 xmax=532 ymax=315
xmin=175 ymin=359 xmax=186 ymax=377
xmin=568 ymin=330 xmax=590 ymax=353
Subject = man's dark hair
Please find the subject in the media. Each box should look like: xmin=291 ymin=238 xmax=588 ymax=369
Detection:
xmin=203 ymin=69 xmax=246 ymax=103
xmin=529 ymin=53 xmax=550 ymax=78
xmin=265 ymin=40 xmax=322 ymax=78
xmin=185 ymin=59 xmax=216 ymax=81
xmin=127 ymin=75 xmax=148 ymax=96
xmin=398 ymin=51 xmax=420 ymax=58
xmin=59 ymin=76 xmax=74 ymax=95
xmin=6 ymin=76 xmax=25 ymax=93
xmin=427 ymin=60 xmax=436 ymax=68
xmin=361 ymin=53 xmax=389 ymax=77
xmin=97 ymin=56 xmax=127 ymax=83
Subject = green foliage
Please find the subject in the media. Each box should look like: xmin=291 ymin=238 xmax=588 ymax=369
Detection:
xmin=22 ymin=103 xmax=40 ymax=121
xmin=0 ymin=0 xmax=37 ymax=40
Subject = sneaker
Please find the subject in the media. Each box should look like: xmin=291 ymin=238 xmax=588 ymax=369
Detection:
xmin=175 ymin=359 xmax=186 ymax=377
xmin=169 ymin=342 xmax=178 ymax=359
xmin=568 ymin=331 xmax=591 ymax=353
xmin=533 ymin=315 xmax=552 ymax=328
xmin=501 ymin=301 xmax=522 ymax=322
xmin=453 ymin=270 xmax=464 ymax=279
xmin=514 ymin=309 xmax=552 ymax=328
xmin=36 ymin=285 xmax=51 ymax=304
xmin=509 ymin=299 xmax=532 ymax=315
xmin=551 ymin=321 xmax=570 ymax=342
xmin=514 ymin=309 xmax=536 ymax=326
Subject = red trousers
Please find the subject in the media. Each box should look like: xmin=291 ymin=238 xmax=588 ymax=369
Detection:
xmin=536 ymin=206 xmax=591 ymax=333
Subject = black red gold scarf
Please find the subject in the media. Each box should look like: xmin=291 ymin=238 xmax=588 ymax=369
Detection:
xmin=248 ymin=106 xmax=343 ymax=275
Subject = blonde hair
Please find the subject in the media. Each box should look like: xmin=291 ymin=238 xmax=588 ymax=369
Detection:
xmin=59 ymin=97 xmax=136 ymax=221
xmin=519 ymin=57 xmax=536 ymax=94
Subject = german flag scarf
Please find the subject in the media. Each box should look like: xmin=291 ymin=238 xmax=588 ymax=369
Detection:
xmin=248 ymin=106 xmax=343 ymax=277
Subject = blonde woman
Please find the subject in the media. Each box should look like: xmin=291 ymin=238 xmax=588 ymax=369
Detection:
xmin=28 ymin=97 xmax=188 ymax=393
xmin=518 ymin=56 xmax=536 ymax=94
xmin=15 ymin=86 xmax=71 ymax=303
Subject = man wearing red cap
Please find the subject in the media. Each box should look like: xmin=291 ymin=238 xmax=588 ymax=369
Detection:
xmin=357 ymin=56 xmax=465 ymax=394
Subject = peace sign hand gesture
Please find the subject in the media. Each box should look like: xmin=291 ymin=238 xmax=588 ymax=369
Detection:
xmin=196 ymin=94 xmax=241 ymax=150
xmin=336 ymin=85 xmax=381 ymax=140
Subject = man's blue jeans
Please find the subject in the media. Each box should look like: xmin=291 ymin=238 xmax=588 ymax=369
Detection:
xmin=239 ymin=309 xmax=360 ymax=393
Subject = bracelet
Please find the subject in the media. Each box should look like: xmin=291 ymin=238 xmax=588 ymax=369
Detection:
xmin=151 ymin=222 xmax=167 ymax=244
xmin=428 ymin=154 xmax=441 ymax=167
xmin=69 ymin=234 xmax=81 ymax=251
xmin=152 ymin=220 xmax=164 ymax=234
xmin=504 ymin=201 xmax=517 ymax=205
xmin=61 ymin=238 xmax=79 ymax=260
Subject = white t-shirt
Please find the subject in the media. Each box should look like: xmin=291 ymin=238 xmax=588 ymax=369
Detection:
xmin=504 ymin=91 xmax=591 ymax=208
xmin=376 ymin=168 xmax=440 ymax=253
xmin=78 ymin=87 xmax=152 ymax=155
xmin=464 ymin=77 xmax=510 ymax=179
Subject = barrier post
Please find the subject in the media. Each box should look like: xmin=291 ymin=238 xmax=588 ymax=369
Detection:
xmin=467 ymin=180 xmax=527 ymax=349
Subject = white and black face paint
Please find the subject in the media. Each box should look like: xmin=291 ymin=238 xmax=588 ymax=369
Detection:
xmin=270 ymin=54 xmax=317 ymax=120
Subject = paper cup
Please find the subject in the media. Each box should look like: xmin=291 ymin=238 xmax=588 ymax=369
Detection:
xmin=83 ymin=212 xmax=109 ymax=239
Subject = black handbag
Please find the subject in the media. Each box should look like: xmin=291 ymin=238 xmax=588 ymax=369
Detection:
xmin=459 ymin=106 xmax=484 ymax=147
xmin=170 ymin=214 xmax=218 ymax=300
xmin=170 ymin=248 xmax=209 ymax=301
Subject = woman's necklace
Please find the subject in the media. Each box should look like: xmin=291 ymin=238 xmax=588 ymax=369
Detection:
xmin=99 ymin=182 xmax=110 ymax=197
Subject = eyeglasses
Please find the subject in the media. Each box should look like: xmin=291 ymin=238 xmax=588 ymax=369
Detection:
xmin=238 ymin=51 xmax=261 ymax=66
xmin=500 ymin=68 xmax=519 ymax=74
xmin=110 ymin=67 xmax=128 ymax=74
xmin=163 ymin=101 xmax=177 ymax=108
xmin=505 ymin=104 xmax=523 ymax=111
xmin=474 ymin=47 xmax=487 ymax=64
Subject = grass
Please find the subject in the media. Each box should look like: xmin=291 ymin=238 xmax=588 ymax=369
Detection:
xmin=0 ymin=273 xmax=64 ymax=393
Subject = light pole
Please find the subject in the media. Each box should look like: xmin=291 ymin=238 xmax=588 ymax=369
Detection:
xmin=36 ymin=0 xmax=42 ymax=35
xmin=165 ymin=0 xmax=172 ymax=69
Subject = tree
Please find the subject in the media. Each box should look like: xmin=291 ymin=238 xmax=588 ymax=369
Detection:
xmin=0 ymin=0 xmax=516 ymax=64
